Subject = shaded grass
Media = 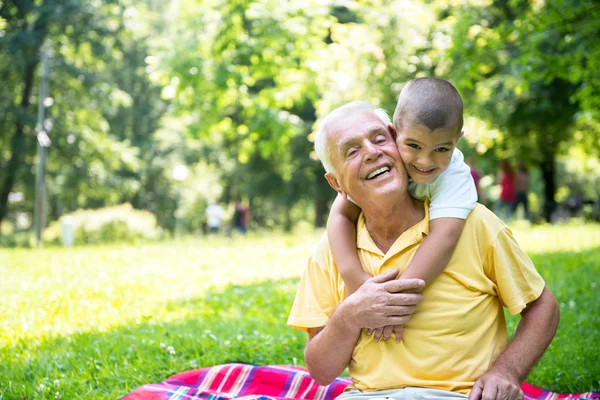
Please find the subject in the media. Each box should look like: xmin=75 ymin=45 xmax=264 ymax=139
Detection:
xmin=1 ymin=225 xmax=599 ymax=399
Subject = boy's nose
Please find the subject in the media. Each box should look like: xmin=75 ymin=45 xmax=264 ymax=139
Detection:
xmin=417 ymin=155 xmax=433 ymax=166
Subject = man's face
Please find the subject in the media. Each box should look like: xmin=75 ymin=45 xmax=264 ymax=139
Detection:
xmin=325 ymin=111 xmax=408 ymax=206
xmin=395 ymin=122 xmax=463 ymax=185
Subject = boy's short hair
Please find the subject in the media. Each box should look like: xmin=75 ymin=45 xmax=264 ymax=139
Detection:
xmin=393 ymin=77 xmax=463 ymax=136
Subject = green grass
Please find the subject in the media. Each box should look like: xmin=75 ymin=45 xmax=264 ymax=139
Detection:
xmin=1 ymin=225 xmax=599 ymax=399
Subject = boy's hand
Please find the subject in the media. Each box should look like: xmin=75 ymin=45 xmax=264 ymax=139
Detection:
xmin=368 ymin=324 xmax=404 ymax=342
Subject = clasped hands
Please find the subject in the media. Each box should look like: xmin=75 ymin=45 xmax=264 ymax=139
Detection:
xmin=344 ymin=269 xmax=425 ymax=342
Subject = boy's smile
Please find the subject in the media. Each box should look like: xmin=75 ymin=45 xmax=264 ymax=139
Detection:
xmin=395 ymin=123 xmax=463 ymax=185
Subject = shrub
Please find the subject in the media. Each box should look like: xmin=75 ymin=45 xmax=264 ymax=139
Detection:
xmin=43 ymin=203 xmax=162 ymax=245
xmin=0 ymin=232 xmax=32 ymax=248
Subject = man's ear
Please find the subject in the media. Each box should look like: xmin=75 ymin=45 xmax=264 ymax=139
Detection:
xmin=388 ymin=123 xmax=398 ymax=141
xmin=325 ymin=172 xmax=345 ymax=197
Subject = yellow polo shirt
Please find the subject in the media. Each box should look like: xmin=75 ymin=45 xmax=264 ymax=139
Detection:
xmin=287 ymin=202 xmax=545 ymax=394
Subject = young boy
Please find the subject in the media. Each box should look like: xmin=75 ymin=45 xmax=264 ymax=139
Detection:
xmin=327 ymin=78 xmax=477 ymax=342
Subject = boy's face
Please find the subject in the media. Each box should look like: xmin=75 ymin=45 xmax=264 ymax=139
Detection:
xmin=395 ymin=122 xmax=463 ymax=185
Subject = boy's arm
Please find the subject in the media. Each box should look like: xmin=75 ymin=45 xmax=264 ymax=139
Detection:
xmin=404 ymin=149 xmax=475 ymax=284
xmin=373 ymin=217 xmax=465 ymax=342
xmin=400 ymin=218 xmax=465 ymax=284
xmin=327 ymin=193 xmax=371 ymax=294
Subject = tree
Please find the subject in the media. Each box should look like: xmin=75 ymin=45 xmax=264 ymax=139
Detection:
xmin=0 ymin=0 xmax=178 ymax=235
xmin=150 ymin=0 xmax=334 ymax=229
xmin=442 ymin=0 xmax=600 ymax=221
xmin=0 ymin=0 xmax=84 ymax=233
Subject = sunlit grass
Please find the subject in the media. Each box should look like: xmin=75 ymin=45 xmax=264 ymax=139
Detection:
xmin=1 ymin=225 xmax=599 ymax=399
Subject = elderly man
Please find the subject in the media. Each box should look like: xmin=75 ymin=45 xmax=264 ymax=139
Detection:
xmin=287 ymin=101 xmax=559 ymax=400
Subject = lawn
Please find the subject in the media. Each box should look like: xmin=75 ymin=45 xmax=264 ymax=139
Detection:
xmin=1 ymin=223 xmax=599 ymax=399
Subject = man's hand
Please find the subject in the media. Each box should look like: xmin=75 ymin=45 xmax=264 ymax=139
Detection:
xmin=468 ymin=370 xmax=523 ymax=400
xmin=343 ymin=269 xmax=425 ymax=331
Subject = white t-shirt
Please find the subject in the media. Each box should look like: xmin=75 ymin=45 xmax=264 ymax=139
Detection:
xmin=205 ymin=204 xmax=224 ymax=228
xmin=409 ymin=148 xmax=477 ymax=220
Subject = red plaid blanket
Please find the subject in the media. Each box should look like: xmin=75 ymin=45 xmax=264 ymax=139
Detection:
xmin=121 ymin=363 xmax=600 ymax=400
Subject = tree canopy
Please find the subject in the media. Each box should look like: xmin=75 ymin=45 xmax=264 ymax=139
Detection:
xmin=1 ymin=0 xmax=598 ymax=237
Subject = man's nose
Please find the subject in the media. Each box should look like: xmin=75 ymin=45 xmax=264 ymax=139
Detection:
xmin=363 ymin=141 xmax=382 ymax=161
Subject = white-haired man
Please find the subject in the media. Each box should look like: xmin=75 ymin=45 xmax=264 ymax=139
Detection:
xmin=287 ymin=101 xmax=559 ymax=400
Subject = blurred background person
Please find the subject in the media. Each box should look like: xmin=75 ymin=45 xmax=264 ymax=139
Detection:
xmin=233 ymin=200 xmax=249 ymax=235
xmin=466 ymin=157 xmax=485 ymax=205
xmin=497 ymin=160 xmax=516 ymax=221
xmin=515 ymin=162 xmax=531 ymax=221
xmin=205 ymin=202 xmax=224 ymax=235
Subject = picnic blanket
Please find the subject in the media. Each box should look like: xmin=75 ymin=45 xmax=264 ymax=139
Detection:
xmin=121 ymin=363 xmax=600 ymax=400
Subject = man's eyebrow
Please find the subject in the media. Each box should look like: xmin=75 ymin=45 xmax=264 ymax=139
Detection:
xmin=337 ymin=125 xmax=388 ymax=152
xmin=337 ymin=136 xmax=357 ymax=153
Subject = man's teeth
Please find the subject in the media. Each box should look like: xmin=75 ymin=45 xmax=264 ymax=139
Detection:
xmin=367 ymin=166 xmax=390 ymax=180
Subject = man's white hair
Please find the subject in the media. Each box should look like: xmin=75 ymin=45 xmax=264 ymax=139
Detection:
xmin=314 ymin=101 xmax=391 ymax=173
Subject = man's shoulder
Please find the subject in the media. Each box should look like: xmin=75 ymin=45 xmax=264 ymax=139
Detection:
xmin=310 ymin=232 xmax=336 ymax=272
xmin=464 ymin=203 xmax=508 ymax=240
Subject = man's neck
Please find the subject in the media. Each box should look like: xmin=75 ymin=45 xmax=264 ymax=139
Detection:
xmin=362 ymin=195 xmax=425 ymax=254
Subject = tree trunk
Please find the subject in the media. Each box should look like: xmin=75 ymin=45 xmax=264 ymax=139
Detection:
xmin=314 ymin=195 xmax=329 ymax=228
xmin=0 ymin=62 xmax=38 ymax=236
xmin=284 ymin=204 xmax=293 ymax=233
xmin=540 ymin=154 xmax=557 ymax=223
xmin=313 ymin=165 xmax=334 ymax=229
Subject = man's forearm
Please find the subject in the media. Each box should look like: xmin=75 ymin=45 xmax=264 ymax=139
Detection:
xmin=489 ymin=287 xmax=559 ymax=382
xmin=305 ymin=302 xmax=362 ymax=385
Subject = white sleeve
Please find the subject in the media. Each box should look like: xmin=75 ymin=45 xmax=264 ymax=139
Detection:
xmin=429 ymin=149 xmax=478 ymax=220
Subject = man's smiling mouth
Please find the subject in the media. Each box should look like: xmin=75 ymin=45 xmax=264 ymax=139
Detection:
xmin=366 ymin=166 xmax=390 ymax=180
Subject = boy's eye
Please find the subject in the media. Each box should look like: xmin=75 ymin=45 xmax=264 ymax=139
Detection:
xmin=435 ymin=147 xmax=450 ymax=153
xmin=408 ymin=143 xmax=420 ymax=150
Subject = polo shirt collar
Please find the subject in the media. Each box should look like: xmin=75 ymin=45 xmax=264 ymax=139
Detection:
xmin=356 ymin=199 xmax=430 ymax=261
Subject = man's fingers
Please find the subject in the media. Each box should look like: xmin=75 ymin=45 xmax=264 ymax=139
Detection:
xmin=468 ymin=380 xmax=484 ymax=400
xmin=384 ymin=315 xmax=412 ymax=326
xmin=481 ymin=381 xmax=498 ymax=400
xmin=371 ymin=269 xmax=399 ymax=284
xmin=387 ymin=293 xmax=424 ymax=307
xmin=384 ymin=278 xmax=425 ymax=294
xmin=383 ymin=304 xmax=417 ymax=317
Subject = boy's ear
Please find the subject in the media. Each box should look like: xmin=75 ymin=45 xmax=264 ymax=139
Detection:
xmin=325 ymin=172 xmax=345 ymax=196
xmin=388 ymin=123 xmax=398 ymax=141
xmin=457 ymin=130 xmax=465 ymax=142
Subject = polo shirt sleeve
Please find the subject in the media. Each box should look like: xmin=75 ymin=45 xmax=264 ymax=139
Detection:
xmin=428 ymin=149 xmax=478 ymax=220
xmin=287 ymin=252 xmax=341 ymax=332
xmin=485 ymin=228 xmax=546 ymax=315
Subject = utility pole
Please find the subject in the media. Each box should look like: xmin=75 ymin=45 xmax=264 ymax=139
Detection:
xmin=34 ymin=42 xmax=52 ymax=246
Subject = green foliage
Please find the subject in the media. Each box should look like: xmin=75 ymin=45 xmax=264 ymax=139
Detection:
xmin=1 ymin=0 xmax=599 ymax=233
xmin=440 ymin=0 xmax=600 ymax=219
xmin=42 ymin=203 xmax=162 ymax=245
xmin=1 ymin=226 xmax=599 ymax=399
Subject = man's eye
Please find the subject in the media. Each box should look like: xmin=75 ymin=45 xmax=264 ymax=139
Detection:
xmin=408 ymin=143 xmax=420 ymax=149
xmin=346 ymin=149 xmax=358 ymax=157
xmin=436 ymin=147 xmax=449 ymax=153
xmin=374 ymin=136 xmax=387 ymax=144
